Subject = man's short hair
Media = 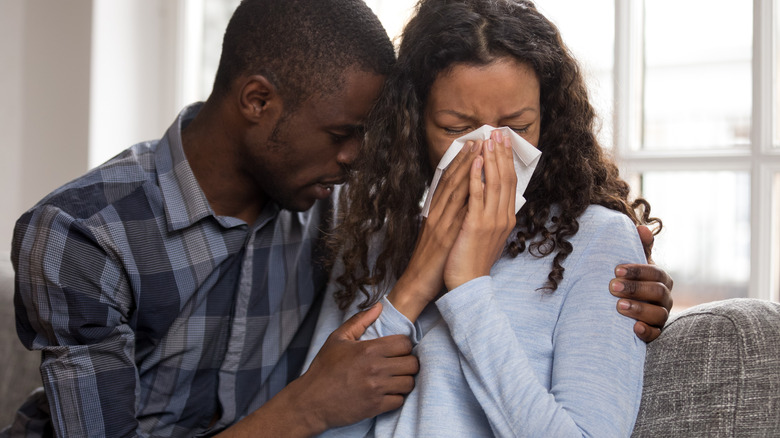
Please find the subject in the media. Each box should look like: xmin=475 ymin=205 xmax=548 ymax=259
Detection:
xmin=213 ymin=0 xmax=395 ymax=109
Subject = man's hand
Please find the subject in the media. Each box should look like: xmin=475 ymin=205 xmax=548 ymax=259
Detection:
xmin=637 ymin=225 xmax=657 ymax=263
xmin=294 ymin=303 xmax=419 ymax=432
xmin=219 ymin=304 xmax=419 ymax=437
xmin=611 ymin=225 xmax=674 ymax=343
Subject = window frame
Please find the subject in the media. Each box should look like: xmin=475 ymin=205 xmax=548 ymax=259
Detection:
xmin=613 ymin=0 xmax=780 ymax=302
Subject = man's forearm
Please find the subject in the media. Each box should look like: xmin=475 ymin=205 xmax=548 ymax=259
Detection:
xmin=215 ymin=377 xmax=325 ymax=438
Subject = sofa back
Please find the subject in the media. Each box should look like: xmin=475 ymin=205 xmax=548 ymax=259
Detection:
xmin=0 ymin=252 xmax=42 ymax=428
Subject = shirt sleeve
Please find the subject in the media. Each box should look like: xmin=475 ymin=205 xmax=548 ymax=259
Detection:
xmin=435 ymin=212 xmax=647 ymax=437
xmin=359 ymin=296 xmax=421 ymax=342
xmin=13 ymin=205 xmax=140 ymax=438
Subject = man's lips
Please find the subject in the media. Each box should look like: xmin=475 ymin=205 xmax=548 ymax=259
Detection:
xmin=311 ymin=177 xmax=347 ymax=198
xmin=316 ymin=177 xmax=348 ymax=187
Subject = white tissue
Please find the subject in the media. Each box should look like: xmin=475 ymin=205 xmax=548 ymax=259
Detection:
xmin=421 ymin=125 xmax=541 ymax=217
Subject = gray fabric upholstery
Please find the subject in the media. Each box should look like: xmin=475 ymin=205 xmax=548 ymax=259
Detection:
xmin=0 ymin=252 xmax=42 ymax=428
xmin=633 ymin=298 xmax=780 ymax=437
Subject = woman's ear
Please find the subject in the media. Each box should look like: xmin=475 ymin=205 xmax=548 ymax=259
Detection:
xmin=238 ymin=75 xmax=282 ymax=122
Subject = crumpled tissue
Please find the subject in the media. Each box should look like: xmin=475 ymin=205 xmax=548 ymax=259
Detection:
xmin=421 ymin=124 xmax=541 ymax=217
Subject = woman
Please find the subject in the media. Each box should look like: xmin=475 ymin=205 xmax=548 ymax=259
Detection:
xmin=304 ymin=0 xmax=658 ymax=435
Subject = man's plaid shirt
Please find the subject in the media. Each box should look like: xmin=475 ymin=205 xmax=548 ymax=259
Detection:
xmin=11 ymin=104 xmax=329 ymax=437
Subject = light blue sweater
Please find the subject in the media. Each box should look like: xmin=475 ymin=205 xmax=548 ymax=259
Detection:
xmin=303 ymin=205 xmax=647 ymax=437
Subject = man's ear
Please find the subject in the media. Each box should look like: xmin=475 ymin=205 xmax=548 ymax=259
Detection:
xmin=238 ymin=75 xmax=282 ymax=122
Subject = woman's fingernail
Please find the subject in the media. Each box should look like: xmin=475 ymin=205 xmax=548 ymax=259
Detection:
xmin=487 ymin=139 xmax=494 ymax=151
xmin=618 ymin=300 xmax=631 ymax=310
xmin=611 ymin=280 xmax=624 ymax=292
xmin=615 ymin=267 xmax=627 ymax=277
xmin=466 ymin=141 xmax=476 ymax=152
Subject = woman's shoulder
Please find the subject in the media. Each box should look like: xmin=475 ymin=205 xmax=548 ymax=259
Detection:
xmin=543 ymin=205 xmax=645 ymax=296
xmin=570 ymin=205 xmax=645 ymax=262
xmin=544 ymin=203 xmax=633 ymax=228
xmin=580 ymin=204 xmax=633 ymax=222
xmin=577 ymin=205 xmax=638 ymax=238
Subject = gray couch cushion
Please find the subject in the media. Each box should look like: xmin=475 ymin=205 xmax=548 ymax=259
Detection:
xmin=632 ymin=298 xmax=780 ymax=437
xmin=0 ymin=252 xmax=42 ymax=429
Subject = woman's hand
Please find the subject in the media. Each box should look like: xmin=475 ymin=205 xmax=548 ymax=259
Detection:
xmin=388 ymin=140 xmax=482 ymax=322
xmin=444 ymin=130 xmax=518 ymax=291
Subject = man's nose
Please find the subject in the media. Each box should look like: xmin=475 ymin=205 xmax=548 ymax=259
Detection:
xmin=337 ymin=137 xmax=360 ymax=165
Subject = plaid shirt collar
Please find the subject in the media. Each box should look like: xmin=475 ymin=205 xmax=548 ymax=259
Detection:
xmin=154 ymin=103 xmax=275 ymax=232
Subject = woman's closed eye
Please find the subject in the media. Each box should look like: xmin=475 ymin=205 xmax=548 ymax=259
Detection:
xmin=444 ymin=126 xmax=473 ymax=135
xmin=444 ymin=125 xmax=530 ymax=136
xmin=509 ymin=125 xmax=531 ymax=134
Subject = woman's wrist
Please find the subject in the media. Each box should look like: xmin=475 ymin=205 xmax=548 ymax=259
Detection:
xmin=387 ymin=273 xmax=436 ymax=322
xmin=444 ymin=267 xmax=491 ymax=292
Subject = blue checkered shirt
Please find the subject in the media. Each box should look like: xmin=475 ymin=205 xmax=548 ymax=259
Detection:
xmin=11 ymin=103 xmax=330 ymax=437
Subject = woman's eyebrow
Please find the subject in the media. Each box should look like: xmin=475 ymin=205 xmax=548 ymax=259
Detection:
xmin=434 ymin=107 xmax=538 ymax=121
xmin=500 ymin=107 xmax=538 ymax=119
xmin=434 ymin=109 xmax=478 ymax=121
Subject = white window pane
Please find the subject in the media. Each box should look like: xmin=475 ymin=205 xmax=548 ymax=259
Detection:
xmin=643 ymin=0 xmax=752 ymax=150
xmin=535 ymin=0 xmax=614 ymax=148
xmin=639 ymin=171 xmax=750 ymax=311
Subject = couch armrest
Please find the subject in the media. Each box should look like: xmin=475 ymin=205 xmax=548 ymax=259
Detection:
xmin=632 ymin=298 xmax=780 ymax=437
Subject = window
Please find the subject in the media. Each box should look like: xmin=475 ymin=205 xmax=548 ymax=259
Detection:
xmin=638 ymin=171 xmax=751 ymax=309
xmin=184 ymin=0 xmax=780 ymax=310
xmin=613 ymin=0 xmax=780 ymax=310
xmin=521 ymin=1 xmax=779 ymax=310
xmin=642 ymin=1 xmax=752 ymax=151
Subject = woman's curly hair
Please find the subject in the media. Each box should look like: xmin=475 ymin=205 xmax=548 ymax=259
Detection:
xmin=330 ymin=0 xmax=661 ymax=310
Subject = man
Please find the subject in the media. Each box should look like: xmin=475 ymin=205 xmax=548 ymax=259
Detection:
xmin=6 ymin=1 xmax=672 ymax=437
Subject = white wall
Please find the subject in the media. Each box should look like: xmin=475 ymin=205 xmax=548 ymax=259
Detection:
xmin=0 ymin=0 xmax=93 ymax=253
xmin=0 ymin=0 xmax=182 ymax=254
xmin=0 ymin=0 xmax=25 ymax=255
